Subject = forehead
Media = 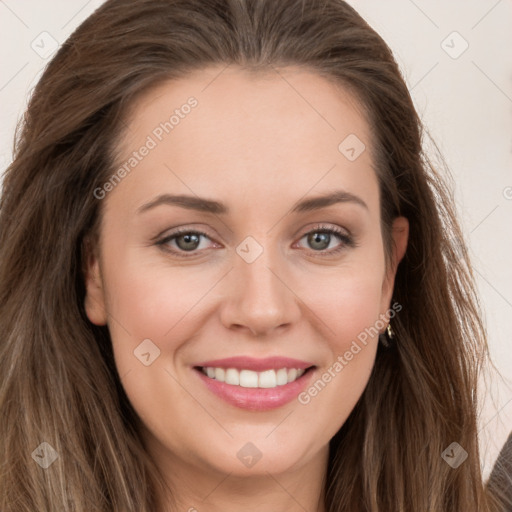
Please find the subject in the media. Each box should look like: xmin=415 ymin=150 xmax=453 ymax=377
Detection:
xmin=111 ymin=66 xmax=378 ymax=215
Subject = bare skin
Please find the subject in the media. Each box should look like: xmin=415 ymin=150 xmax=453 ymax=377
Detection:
xmin=84 ymin=66 xmax=408 ymax=512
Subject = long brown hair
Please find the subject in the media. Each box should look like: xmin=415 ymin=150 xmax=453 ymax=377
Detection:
xmin=0 ymin=0 xmax=508 ymax=510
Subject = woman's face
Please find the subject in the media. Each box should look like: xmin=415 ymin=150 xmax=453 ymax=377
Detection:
xmin=84 ymin=66 xmax=408 ymax=481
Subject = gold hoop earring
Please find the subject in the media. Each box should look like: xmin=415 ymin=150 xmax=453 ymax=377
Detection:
xmin=380 ymin=323 xmax=395 ymax=348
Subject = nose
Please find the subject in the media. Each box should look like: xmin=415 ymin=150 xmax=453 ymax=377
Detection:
xmin=219 ymin=245 xmax=301 ymax=337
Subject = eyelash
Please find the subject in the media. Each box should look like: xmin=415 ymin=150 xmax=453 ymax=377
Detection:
xmin=155 ymin=224 xmax=356 ymax=258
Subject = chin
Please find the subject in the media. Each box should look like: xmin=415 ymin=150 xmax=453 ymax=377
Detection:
xmin=197 ymin=434 xmax=320 ymax=477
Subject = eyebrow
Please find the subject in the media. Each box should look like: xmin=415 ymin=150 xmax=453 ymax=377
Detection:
xmin=136 ymin=190 xmax=368 ymax=215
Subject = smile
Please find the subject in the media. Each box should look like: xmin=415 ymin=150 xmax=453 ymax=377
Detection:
xmin=193 ymin=356 xmax=316 ymax=411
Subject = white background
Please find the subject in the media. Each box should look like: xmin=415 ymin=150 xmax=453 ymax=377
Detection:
xmin=1 ymin=0 xmax=510 ymax=478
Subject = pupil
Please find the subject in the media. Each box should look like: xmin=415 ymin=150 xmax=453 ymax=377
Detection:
xmin=309 ymin=232 xmax=330 ymax=250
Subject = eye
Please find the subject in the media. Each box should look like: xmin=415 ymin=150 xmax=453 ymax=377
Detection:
xmin=156 ymin=228 xmax=217 ymax=256
xmin=296 ymin=224 xmax=355 ymax=255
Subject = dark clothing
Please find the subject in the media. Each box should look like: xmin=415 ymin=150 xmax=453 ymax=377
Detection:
xmin=488 ymin=432 xmax=512 ymax=511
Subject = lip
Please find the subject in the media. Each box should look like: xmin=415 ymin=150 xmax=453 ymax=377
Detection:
xmin=194 ymin=356 xmax=314 ymax=372
xmin=193 ymin=358 xmax=317 ymax=411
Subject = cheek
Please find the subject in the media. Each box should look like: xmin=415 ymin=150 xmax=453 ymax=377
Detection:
xmin=317 ymin=275 xmax=383 ymax=351
xmin=293 ymin=264 xmax=384 ymax=424
xmin=301 ymin=260 xmax=385 ymax=348
xmin=104 ymin=256 xmax=220 ymax=341
xmin=101 ymin=259 xmax=216 ymax=449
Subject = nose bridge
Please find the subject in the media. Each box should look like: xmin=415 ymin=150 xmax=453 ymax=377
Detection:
xmin=237 ymin=239 xmax=286 ymax=309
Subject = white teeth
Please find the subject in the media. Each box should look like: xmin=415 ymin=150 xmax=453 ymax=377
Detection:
xmin=287 ymin=368 xmax=297 ymax=382
xmin=258 ymin=369 xmax=277 ymax=388
xmin=201 ymin=366 xmax=308 ymax=388
xmin=225 ymin=368 xmax=240 ymax=385
xmin=239 ymin=369 xmax=259 ymax=388
xmin=276 ymin=368 xmax=288 ymax=385
xmin=214 ymin=368 xmax=225 ymax=381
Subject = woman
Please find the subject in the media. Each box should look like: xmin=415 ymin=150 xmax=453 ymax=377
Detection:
xmin=0 ymin=0 xmax=509 ymax=510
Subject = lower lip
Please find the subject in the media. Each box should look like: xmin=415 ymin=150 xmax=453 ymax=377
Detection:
xmin=195 ymin=368 xmax=315 ymax=411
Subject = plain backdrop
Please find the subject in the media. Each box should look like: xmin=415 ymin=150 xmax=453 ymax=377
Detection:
xmin=1 ymin=0 xmax=511 ymax=479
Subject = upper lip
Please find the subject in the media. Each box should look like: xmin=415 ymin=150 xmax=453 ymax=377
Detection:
xmin=194 ymin=356 xmax=315 ymax=372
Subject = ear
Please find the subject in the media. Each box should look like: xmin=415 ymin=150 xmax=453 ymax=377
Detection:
xmin=82 ymin=235 xmax=108 ymax=326
xmin=380 ymin=216 xmax=409 ymax=321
